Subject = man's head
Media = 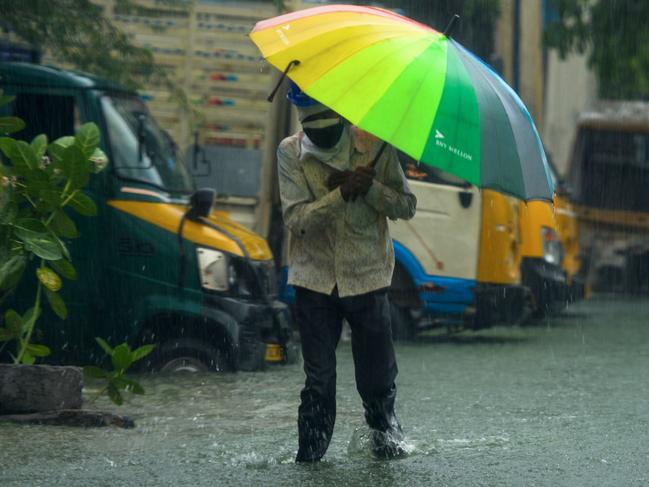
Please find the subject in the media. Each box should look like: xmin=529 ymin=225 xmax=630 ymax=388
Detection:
xmin=287 ymin=81 xmax=345 ymax=149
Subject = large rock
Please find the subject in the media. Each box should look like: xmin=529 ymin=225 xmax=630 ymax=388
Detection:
xmin=0 ymin=364 xmax=83 ymax=413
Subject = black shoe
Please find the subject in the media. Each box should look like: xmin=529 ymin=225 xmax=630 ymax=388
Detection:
xmin=370 ymin=429 xmax=407 ymax=460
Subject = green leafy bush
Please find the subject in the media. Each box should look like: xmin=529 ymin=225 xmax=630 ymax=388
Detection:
xmin=0 ymin=91 xmax=107 ymax=363
xmin=84 ymin=338 xmax=155 ymax=406
xmin=0 ymin=93 xmax=108 ymax=364
xmin=0 ymin=91 xmax=152 ymax=405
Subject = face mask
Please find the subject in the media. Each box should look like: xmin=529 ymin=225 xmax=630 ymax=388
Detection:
xmin=303 ymin=121 xmax=345 ymax=149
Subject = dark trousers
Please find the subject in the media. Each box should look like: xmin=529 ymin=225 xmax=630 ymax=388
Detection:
xmin=294 ymin=286 xmax=400 ymax=462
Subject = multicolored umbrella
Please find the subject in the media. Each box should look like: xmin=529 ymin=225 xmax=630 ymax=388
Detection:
xmin=250 ymin=4 xmax=553 ymax=201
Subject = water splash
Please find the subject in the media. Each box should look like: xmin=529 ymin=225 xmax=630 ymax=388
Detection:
xmin=347 ymin=426 xmax=417 ymax=459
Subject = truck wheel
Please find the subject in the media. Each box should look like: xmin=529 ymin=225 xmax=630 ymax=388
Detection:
xmin=152 ymin=338 xmax=231 ymax=373
xmin=390 ymin=303 xmax=416 ymax=341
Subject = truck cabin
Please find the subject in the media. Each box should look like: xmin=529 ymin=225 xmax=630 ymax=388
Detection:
xmin=569 ymin=102 xmax=649 ymax=216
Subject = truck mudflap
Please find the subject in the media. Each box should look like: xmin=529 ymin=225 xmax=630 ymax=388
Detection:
xmin=521 ymin=258 xmax=568 ymax=315
xmin=473 ymin=283 xmax=532 ymax=328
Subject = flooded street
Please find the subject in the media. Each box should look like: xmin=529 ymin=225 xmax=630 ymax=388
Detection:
xmin=2 ymin=296 xmax=649 ymax=486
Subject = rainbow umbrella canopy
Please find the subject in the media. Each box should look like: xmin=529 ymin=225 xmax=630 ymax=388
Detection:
xmin=250 ymin=4 xmax=554 ymax=201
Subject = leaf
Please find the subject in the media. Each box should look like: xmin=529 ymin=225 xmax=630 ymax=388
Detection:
xmin=75 ymin=123 xmax=101 ymax=158
xmin=9 ymin=140 xmax=39 ymax=171
xmin=50 ymin=209 xmax=78 ymax=238
xmin=111 ymin=343 xmax=133 ymax=372
xmin=0 ymin=94 xmax=15 ymax=107
xmin=131 ymin=344 xmax=156 ymax=362
xmin=0 ymin=117 xmax=25 ymax=135
xmin=0 ymin=310 xmax=22 ymax=341
xmin=48 ymin=136 xmax=75 ymax=165
xmin=36 ymin=267 xmax=62 ymax=292
xmin=83 ymin=366 xmax=108 ymax=379
xmin=31 ymin=134 xmax=48 ymax=160
xmin=4 ymin=309 xmax=22 ymax=335
xmin=0 ymin=255 xmax=26 ymax=290
xmin=67 ymin=191 xmax=97 ymax=216
xmin=26 ymin=343 xmax=51 ymax=358
xmin=50 ymin=259 xmax=78 ymax=280
xmin=95 ymin=337 xmax=114 ymax=356
xmin=20 ymin=350 xmax=35 ymax=365
xmin=0 ymin=137 xmax=14 ymax=158
xmin=13 ymin=217 xmax=47 ymax=234
xmin=23 ymin=168 xmax=50 ymax=185
xmin=0 ymin=328 xmax=15 ymax=342
xmin=22 ymin=306 xmax=41 ymax=332
xmin=62 ymin=144 xmax=91 ymax=189
xmin=54 ymin=234 xmax=70 ymax=261
xmin=52 ymin=136 xmax=75 ymax=148
xmin=39 ymin=189 xmax=62 ymax=209
xmin=0 ymin=163 xmax=15 ymax=177
xmin=0 ymin=201 xmax=18 ymax=225
xmin=107 ymin=383 xmax=124 ymax=405
xmin=13 ymin=218 xmax=62 ymax=260
xmin=45 ymin=288 xmax=68 ymax=320
xmin=114 ymin=376 xmax=145 ymax=395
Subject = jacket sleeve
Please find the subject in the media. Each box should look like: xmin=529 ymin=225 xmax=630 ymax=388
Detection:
xmin=277 ymin=138 xmax=344 ymax=235
xmin=364 ymin=145 xmax=417 ymax=221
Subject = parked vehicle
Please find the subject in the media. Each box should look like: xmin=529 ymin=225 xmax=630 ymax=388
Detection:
xmin=387 ymin=157 xmax=528 ymax=337
xmin=567 ymin=101 xmax=649 ymax=294
xmin=0 ymin=62 xmax=293 ymax=372
xmin=549 ymin=159 xmax=584 ymax=302
xmin=475 ymin=189 xmax=530 ymax=326
xmin=518 ymin=198 xmax=567 ymax=317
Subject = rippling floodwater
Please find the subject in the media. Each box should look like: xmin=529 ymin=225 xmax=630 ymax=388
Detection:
xmin=2 ymin=297 xmax=649 ymax=486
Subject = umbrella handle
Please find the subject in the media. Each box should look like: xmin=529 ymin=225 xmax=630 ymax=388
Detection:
xmin=267 ymin=59 xmax=300 ymax=102
xmin=369 ymin=141 xmax=388 ymax=168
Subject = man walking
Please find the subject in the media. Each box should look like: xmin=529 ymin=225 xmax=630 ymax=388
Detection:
xmin=277 ymin=82 xmax=416 ymax=462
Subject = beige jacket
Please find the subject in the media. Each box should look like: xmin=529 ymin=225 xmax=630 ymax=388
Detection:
xmin=277 ymin=127 xmax=416 ymax=297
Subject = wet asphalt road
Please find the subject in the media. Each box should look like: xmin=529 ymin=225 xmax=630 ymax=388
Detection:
xmin=1 ymin=296 xmax=648 ymax=486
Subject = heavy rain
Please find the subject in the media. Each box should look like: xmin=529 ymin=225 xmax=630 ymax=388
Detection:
xmin=1 ymin=1 xmax=648 ymax=486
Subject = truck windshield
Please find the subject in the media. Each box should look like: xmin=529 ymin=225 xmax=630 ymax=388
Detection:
xmin=575 ymin=128 xmax=649 ymax=212
xmin=101 ymin=94 xmax=194 ymax=194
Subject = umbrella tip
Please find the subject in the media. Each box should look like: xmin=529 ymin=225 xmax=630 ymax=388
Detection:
xmin=443 ymin=14 xmax=460 ymax=38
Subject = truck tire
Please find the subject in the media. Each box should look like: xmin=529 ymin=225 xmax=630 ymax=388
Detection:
xmin=151 ymin=338 xmax=232 ymax=373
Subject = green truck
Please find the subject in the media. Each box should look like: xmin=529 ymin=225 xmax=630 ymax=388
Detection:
xmin=0 ymin=62 xmax=294 ymax=372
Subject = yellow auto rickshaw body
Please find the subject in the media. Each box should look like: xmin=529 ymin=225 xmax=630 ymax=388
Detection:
xmin=553 ymin=193 xmax=581 ymax=285
xmin=519 ymin=199 xmax=568 ymax=315
xmin=472 ymin=189 xmax=529 ymax=325
xmin=477 ymin=190 xmax=522 ymax=285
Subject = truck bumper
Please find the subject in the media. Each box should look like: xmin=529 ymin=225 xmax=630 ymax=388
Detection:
xmin=521 ymin=258 xmax=568 ymax=315
xmin=473 ymin=283 xmax=531 ymax=328
xmin=204 ymin=296 xmax=295 ymax=371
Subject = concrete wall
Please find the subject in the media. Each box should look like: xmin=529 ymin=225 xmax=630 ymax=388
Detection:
xmin=495 ymin=0 xmax=599 ymax=176
xmin=495 ymin=0 xmax=544 ymax=128
xmin=543 ymin=50 xmax=598 ymax=175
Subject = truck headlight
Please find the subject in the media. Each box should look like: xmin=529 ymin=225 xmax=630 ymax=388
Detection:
xmin=196 ymin=247 xmax=229 ymax=291
xmin=541 ymin=227 xmax=563 ymax=266
xmin=196 ymin=247 xmax=257 ymax=297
